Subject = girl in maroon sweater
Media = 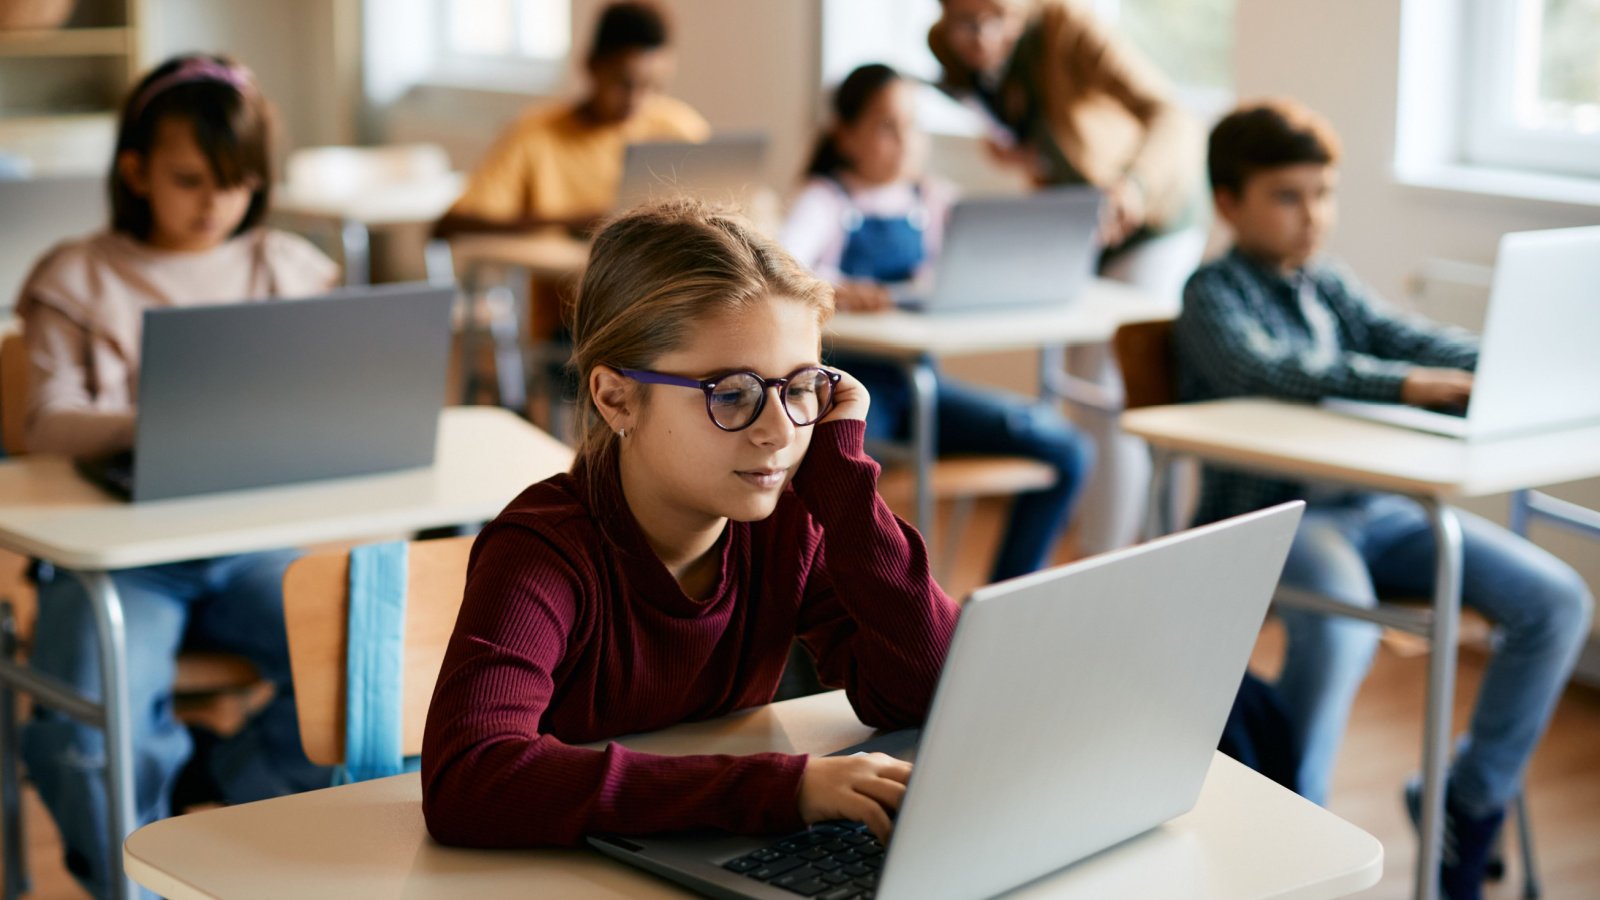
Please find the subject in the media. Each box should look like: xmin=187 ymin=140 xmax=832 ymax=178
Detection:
xmin=421 ymin=200 xmax=961 ymax=848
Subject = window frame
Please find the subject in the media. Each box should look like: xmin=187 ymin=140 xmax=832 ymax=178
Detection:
xmin=1463 ymin=0 xmax=1600 ymax=179
xmin=428 ymin=0 xmax=571 ymax=94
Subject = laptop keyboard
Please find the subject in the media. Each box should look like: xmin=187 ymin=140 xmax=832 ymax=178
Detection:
xmin=722 ymin=821 xmax=884 ymax=898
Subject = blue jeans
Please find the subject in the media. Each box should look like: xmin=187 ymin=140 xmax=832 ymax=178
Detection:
xmin=842 ymin=355 xmax=1093 ymax=582
xmin=1276 ymin=494 xmax=1592 ymax=813
xmin=21 ymin=550 xmax=330 ymax=898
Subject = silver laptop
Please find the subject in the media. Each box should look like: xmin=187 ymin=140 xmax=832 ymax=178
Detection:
xmin=1322 ymin=225 xmax=1600 ymax=441
xmin=123 ymin=283 xmax=453 ymax=501
xmin=590 ymin=502 xmax=1304 ymax=900
xmin=889 ymin=186 xmax=1102 ymax=314
xmin=1 ymin=175 xmax=105 ymax=318
xmin=615 ymin=133 xmax=768 ymax=212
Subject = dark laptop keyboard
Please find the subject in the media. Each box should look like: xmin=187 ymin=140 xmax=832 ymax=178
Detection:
xmin=722 ymin=821 xmax=884 ymax=898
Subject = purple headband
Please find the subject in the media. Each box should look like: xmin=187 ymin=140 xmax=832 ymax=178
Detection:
xmin=129 ymin=58 xmax=255 ymax=119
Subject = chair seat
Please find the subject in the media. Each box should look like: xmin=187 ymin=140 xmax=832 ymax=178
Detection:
xmin=173 ymin=652 xmax=260 ymax=697
xmin=876 ymin=455 xmax=1056 ymax=508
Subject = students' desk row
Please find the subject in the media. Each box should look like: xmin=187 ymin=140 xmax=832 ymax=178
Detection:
xmin=124 ymin=688 xmax=1383 ymax=900
xmin=1121 ymin=398 xmax=1600 ymax=900
xmin=0 ymin=407 xmax=573 ymax=900
xmin=447 ymin=230 xmax=1174 ymax=536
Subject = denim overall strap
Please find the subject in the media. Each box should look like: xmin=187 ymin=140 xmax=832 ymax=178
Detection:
xmin=835 ymin=180 xmax=928 ymax=283
xmin=335 ymin=540 xmax=419 ymax=784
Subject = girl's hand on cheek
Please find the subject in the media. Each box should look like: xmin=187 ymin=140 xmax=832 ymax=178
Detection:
xmin=819 ymin=368 xmax=869 ymax=424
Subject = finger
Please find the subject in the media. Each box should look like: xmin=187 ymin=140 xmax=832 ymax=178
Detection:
xmin=873 ymin=758 xmax=914 ymax=784
xmin=855 ymin=775 xmax=909 ymax=812
xmin=849 ymin=794 xmax=895 ymax=845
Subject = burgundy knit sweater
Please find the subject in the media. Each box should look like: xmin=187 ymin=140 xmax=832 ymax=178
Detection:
xmin=420 ymin=420 xmax=960 ymax=848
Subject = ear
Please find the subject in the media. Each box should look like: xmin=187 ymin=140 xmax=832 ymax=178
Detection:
xmin=117 ymin=150 xmax=150 ymax=198
xmin=1212 ymin=186 xmax=1241 ymax=226
xmin=589 ymin=366 xmax=638 ymax=435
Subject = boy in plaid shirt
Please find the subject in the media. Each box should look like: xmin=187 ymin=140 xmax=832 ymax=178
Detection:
xmin=1174 ymin=99 xmax=1591 ymax=900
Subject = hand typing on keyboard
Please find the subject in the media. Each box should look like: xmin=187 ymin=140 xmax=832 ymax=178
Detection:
xmin=797 ymin=752 xmax=911 ymax=844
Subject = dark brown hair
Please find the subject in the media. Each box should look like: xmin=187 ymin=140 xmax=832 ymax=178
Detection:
xmin=569 ymin=200 xmax=834 ymax=471
xmin=1207 ymin=99 xmax=1342 ymax=196
xmin=805 ymin=63 xmax=903 ymax=179
xmin=110 ymin=54 xmax=273 ymax=240
xmin=588 ymin=1 xmax=671 ymax=65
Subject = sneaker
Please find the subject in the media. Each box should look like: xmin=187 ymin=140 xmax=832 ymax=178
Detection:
xmin=1403 ymin=777 xmax=1507 ymax=900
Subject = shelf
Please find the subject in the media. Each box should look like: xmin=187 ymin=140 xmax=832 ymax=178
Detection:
xmin=0 ymin=26 xmax=129 ymax=58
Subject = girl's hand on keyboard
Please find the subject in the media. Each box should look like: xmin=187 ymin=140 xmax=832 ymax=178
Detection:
xmin=798 ymin=752 xmax=912 ymax=843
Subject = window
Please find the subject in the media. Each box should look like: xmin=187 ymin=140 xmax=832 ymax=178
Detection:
xmin=434 ymin=0 xmax=571 ymax=91
xmin=1466 ymin=0 xmax=1600 ymax=178
xmin=821 ymin=0 xmax=1235 ymax=119
xmin=1094 ymin=0 xmax=1234 ymax=96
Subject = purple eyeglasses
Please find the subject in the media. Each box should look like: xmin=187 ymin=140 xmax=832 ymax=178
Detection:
xmin=617 ymin=365 xmax=842 ymax=432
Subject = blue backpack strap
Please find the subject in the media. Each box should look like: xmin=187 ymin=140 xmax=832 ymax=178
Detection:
xmin=335 ymin=540 xmax=418 ymax=784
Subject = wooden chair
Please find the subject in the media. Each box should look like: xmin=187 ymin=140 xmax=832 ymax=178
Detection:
xmin=1109 ymin=318 xmax=1538 ymax=895
xmin=282 ymin=536 xmax=473 ymax=766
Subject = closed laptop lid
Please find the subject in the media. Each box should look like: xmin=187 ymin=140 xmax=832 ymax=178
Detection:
xmin=132 ymin=283 xmax=453 ymax=501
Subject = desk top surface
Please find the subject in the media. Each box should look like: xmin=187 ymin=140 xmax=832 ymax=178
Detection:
xmin=0 ymin=407 xmax=572 ymax=570
xmin=825 ymin=279 xmax=1173 ymax=357
xmin=1122 ymin=398 xmax=1600 ymax=498
xmin=273 ymin=173 xmax=466 ymax=226
xmin=125 ymin=691 xmax=1380 ymax=900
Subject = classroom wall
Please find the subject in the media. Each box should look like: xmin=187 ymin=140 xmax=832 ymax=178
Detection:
xmin=1234 ymin=0 xmax=1600 ymax=682
xmin=144 ymin=0 xmax=359 ymax=154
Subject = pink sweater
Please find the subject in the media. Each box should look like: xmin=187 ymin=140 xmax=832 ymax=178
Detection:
xmin=421 ymin=420 xmax=959 ymax=847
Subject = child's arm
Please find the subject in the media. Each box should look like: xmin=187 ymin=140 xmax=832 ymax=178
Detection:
xmin=1329 ymin=274 xmax=1479 ymax=370
xmin=21 ymin=303 xmax=136 ymax=458
xmin=1177 ymin=272 xmax=1417 ymax=403
xmin=789 ymin=419 xmax=961 ymax=730
xmin=420 ymin=526 xmax=810 ymax=848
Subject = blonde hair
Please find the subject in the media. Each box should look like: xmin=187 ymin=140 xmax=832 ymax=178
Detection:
xmin=569 ymin=200 xmax=835 ymax=471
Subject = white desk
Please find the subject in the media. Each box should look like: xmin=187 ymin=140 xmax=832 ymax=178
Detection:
xmin=1122 ymin=398 xmax=1600 ymax=900
xmin=0 ymin=407 xmax=572 ymax=899
xmin=826 ymin=280 xmax=1173 ymax=534
xmin=125 ymin=690 xmax=1382 ymax=900
xmin=274 ymin=172 xmax=465 ymax=286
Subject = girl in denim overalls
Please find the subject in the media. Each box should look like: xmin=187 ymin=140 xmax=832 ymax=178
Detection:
xmin=780 ymin=63 xmax=1091 ymax=582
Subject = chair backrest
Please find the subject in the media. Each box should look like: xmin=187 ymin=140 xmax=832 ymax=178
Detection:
xmin=1 ymin=329 xmax=29 ymax=455
xmin=285 ymin=143 xmax=451 ymax=198
xmin=282 ymin=535 xmax=475 ymax=766
xmin=1112 ymin=319 xmax=1178 ymax=410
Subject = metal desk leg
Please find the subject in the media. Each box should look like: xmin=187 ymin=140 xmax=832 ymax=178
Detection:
xmin=339 ymin=219 xmax=371 ymax=287
xmin=75 ymin=571 xmax=136 ymax=900
xmin=1415 ymin=500 xmax=1463 ymax=900
xmin=902 ymin=359 xmax=939 ymax=540
xmin=0 ymin=601 xmax=28 ymax=899
xmin=1142 ymin=447 xmax=1174 ymax=541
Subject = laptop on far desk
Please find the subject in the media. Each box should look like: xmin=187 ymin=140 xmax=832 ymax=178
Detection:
xmin=95 ymin=282 xmax=453 ymax=502
xmin=616 ymin=133 xmax=768 ymax=212
xmin=1322 ymin=224 xmax=1600 ymax=441
xmin=590 ymin=501 xmax=1304 ymax=900
xmin=887 ymin=186 xmax=1102 ymax=315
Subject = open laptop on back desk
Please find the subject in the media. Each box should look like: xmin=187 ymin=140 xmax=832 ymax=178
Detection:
xmin=80 ymin=283 xmax=453 ymax=502
xmin=1322 ymin=225 xmax=1600 ymax=441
